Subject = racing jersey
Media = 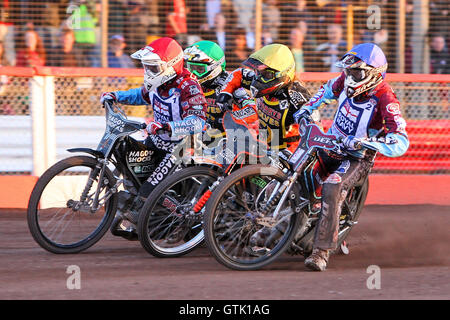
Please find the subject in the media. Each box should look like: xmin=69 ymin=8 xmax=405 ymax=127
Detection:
xmin=299 ymin=72 xmax=409 ymax=158
xmin=202 ymin=71 xmax=229 ymax=132
xmin=114 ymin=68 xmax=208 ymax=142
xmin=221 ymin=67 xmax=311 ymax=151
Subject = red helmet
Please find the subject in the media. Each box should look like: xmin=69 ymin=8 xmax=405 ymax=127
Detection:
xmin=131 ymin=37 xmax=184 ymax=91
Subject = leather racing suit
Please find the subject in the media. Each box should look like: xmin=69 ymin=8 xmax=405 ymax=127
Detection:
xmin=220 ymin=67 xmax=313 ymax=153
xmin=114 ymin=68 xmax=208 ymax=198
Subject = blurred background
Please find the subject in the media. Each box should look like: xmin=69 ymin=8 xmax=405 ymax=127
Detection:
xmin=0 ymin=0 xmax=448 ymax=72
xmin=0 ymin=0 xmax=448 ymax=179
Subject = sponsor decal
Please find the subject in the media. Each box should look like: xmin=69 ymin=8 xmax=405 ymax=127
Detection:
xmin=308 ymin=86 xmax=325 ymax=105
xmin=257 ymin=102 xmax=282 ymax=127
xmin=189 ymin=95 xmax=207 ymax=105
xmin=127 ymin=150 xmax=154 ymax=163
xmin=231 ymin=107 xmax=256 ymax=120
xmin=336 ymin=160 xmax=350 ymax=174
xmin=312 ymin=135 xmax=334 ymax=146
xmin=149 ymin=154 xmax=176 ymax=186
xmin=171 ymin=118 xmax=204 ymax=136
xmin=279 ymin=99 xmax=289 ymax=110
xmin=250 ymin=176 xmax=268 ymax=188
xmin=162 ymin=197 xmax=177 ymax=213
xmin=186 ymin=109 xmax=206 ymax=117
xmin=192 ymin=104 xmax=204 ymax=110
xmin=324 ymin=173 xmax=342 ymax=184
xmin=289 ymin=147 xmax=305 ymax=164
xmin=189 ymin=85 xmax=201 ymax=95
xmin=335 ymin=101 xmax=362 ymax=136
xmin=150 ymin=135 xmax=176 ymax=150
xmin=386 ymin=103 xmax=400 ymax=114
xmin=107 ymin=114 xmax=125 ymax=133
xmin=288 ymin=89 xmax=307 ymax=107
xmin=152 ymin=96 xmax=173 ymax=123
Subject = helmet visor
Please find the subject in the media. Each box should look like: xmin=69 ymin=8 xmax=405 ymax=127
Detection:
xmin=186 ymin=61 xmax=209 ymax=78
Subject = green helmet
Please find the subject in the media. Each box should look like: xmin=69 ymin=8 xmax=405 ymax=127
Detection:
xmin=184 ymin=40 xmax=226 ymax=85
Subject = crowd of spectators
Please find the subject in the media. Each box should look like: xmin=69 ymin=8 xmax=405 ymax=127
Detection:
xmin=0 ymin=0 xmax=447 ymax=74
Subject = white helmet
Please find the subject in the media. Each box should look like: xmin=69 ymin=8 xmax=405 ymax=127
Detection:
xmin=131 ymin=37 xmax=184 ymax=92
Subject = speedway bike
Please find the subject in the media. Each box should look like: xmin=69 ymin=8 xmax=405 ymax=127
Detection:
xmin=136 ymin=90 xmax=283 ymax=258
xmin=202 ymin=118 xmax=373 ymax=270
xmin=27 ymin=101 xmax=181 ymax=253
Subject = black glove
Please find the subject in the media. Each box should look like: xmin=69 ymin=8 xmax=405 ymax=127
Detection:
xmin=216 ymin=92 xmax=233 ymax=112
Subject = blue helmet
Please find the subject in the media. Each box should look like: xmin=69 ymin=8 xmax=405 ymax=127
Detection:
xmin=336 ymin=43 xmax=388 ymax=98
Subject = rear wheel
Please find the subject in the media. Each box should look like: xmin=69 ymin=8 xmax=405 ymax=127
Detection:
xmin=204 ymin=165 xmax=302 ymax=270
xmin=138 ymin=166 xmax=220 ymax=258
xmin=27 ymin=156 xmax=118 ymax=254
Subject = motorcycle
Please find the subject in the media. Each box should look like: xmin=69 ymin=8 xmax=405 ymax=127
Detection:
xmin=27 ymin=101 xmax=184 ymax=253
xmin=136 ymin=88 xmax=280 ymax=258
xmin=202 ymin=118 xmax=374 ymax=270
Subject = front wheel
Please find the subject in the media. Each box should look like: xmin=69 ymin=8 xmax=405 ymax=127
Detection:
xmin=138 ymin=166 xmax=220 ymax=258
xmin=203 ymin=165 xmax=302 ymax=270
xmin=27 ymin=156 xmax=118 ymax=253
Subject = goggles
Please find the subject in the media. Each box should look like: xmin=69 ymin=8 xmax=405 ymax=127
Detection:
xmin=186 ymin=61 xmax=209 ymax=78
xmin=344 ymin=67 xmax=366 ymax=82
xmin=143 ymin=62 xmax=165 ymax=76
xmin=255 ymin=68 xmax=278 ymax=83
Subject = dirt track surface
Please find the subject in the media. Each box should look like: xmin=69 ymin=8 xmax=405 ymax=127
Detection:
xmin=1 ymin=205 xmax=449 ymax=300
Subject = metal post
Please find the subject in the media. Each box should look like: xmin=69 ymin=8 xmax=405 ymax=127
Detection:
xmin=100 ymin=0 xmax=109 ymax=68
xmin=346 ymin=5 xmax=354 ymax=51
xmin=412 ymin=0 xmax=429 ymax=73
xmin=30 ymin=76 xmax=56 ymax=176
xmin=254 ymin=0 xmax=262 ymax=50
xmin=397 ymin=0 xmax=406 ymax=73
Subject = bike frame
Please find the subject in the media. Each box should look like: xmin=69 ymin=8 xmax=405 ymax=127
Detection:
xmin=67 ymin=101 xmax=147 ymax=212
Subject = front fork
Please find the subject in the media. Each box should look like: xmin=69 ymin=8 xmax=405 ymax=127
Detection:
xmin=78 ymin=158 xmax=119 ymax=213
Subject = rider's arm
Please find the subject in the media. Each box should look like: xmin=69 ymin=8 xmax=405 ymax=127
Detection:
xmin=167 ymin=78 xmax=208 ymax=136
xmin=220 ymin=68 xmax=254 ymax=96
xmin=114 ymin=87 xmax=148 ymax=105
xmin=301 ymin=72 xmax=345 ymax=114
xmin=363 ymin=93 xmax=409 ymax=158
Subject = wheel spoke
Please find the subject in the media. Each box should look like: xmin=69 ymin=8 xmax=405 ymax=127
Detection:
xmin=29 ymin=157 xmax=114 ymax=252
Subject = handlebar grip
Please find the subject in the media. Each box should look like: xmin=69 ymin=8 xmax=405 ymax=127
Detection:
xmin=140 ymin=123 xmax=147 ymax=130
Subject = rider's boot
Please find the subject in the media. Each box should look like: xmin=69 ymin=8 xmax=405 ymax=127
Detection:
xmin=249 ymin=227 xmax=272 ymax=247
xmin=304 ymin=248 xmax=330 ymax=271
xmin=111 ymin=195 xmax=146 ymax=240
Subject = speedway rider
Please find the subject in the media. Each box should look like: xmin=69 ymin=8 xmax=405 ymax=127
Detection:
xmin=184 ymin=40 xmax=260 ymax=160
xmin=100 ymin=37 xmax=208 ymax=239
xmin=293 ymin=43 xmax=410 ymax=271
xmin=184 ymin=40 xmax=230 ymax=133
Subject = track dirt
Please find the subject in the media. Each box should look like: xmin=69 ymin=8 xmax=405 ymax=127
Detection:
xmin=0 ymin=205 xmax=449 ymax=300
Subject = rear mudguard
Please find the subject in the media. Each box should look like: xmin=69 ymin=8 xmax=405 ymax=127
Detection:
xmin=67 ymin=148 xmax=105 ymax=158
xmin=190 ymin=155 xmax=224 ymax=170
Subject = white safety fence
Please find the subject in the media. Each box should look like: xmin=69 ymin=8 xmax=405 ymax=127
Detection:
xmin=0 ymin=115 xmax=146 ymax=175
